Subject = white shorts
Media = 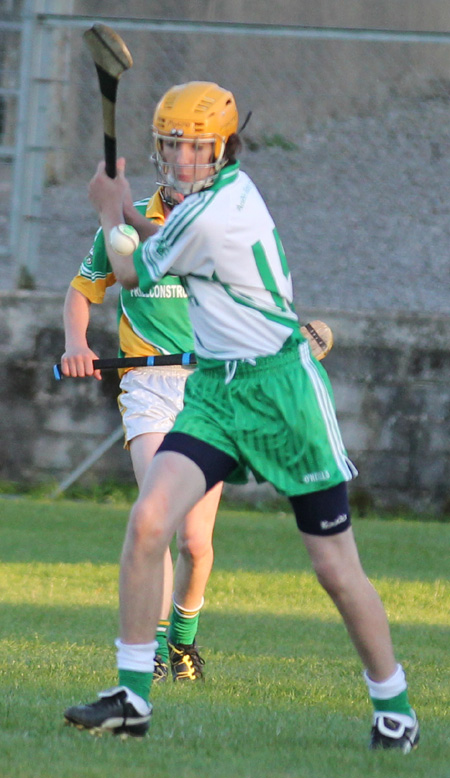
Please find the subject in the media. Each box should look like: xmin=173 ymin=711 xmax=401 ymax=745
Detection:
xmin=117 ymin=366 xmax=191 ymax=445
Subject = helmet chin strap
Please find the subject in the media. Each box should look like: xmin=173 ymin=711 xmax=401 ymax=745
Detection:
xmin=161 ymin=187 xmax=183 ymax=208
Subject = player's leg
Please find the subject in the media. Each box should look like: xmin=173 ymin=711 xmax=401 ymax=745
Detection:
xmin=290 ymin=486 xmax=419 ymax=753
xmin=120 ymin=366 xmax=224 ymax=683
xmin=129 ymin=432 xmax=173 ymax=680
xmin=117 ymin=366 xmax=194 ymax=681
xmin=281 ymin=344 xmax=419 ymax=751
xmin=169 ymin=481 xmax=223 ymax=681
xmin=64 ymin=451 xmax=209 ymax=737
xmin=301 ymin=524 xmax=397 ymax=677
xmin=118 ymin=451 xmax=208 ymax=644
xmin=64 ymin=437 xmax=237 ymax=736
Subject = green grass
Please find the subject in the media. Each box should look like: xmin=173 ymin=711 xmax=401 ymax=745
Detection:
xmin=0 ymin=498 xmax=448 ymax=778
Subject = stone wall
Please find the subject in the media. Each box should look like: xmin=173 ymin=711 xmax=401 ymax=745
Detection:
xmin=0 ymin=290 xmax=128 ymax=486
xmin=1 ymin=291 xmax=449 ymax=515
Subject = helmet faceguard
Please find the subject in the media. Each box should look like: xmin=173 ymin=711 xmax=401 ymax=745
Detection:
xmin=152 ymin=81 xmax=239 ymax=195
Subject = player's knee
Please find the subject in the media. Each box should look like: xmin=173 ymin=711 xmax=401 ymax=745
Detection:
xmin=176 ymin=529 xmax=212 ymax=562
xmin=128 ymin=498 xmax=169 ymax=555
xmin=311 ymin=555 xmax=352 ymax=598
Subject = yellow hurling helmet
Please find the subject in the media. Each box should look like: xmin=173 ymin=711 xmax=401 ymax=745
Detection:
xmin=152 ymin=81 xmax=239 ymax=194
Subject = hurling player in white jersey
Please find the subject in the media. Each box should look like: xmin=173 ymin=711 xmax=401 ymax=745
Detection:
xmin=64 ymin=82 xmax=418 ymax=753
xmin=60 ymin=186 xmax=222 ymax=684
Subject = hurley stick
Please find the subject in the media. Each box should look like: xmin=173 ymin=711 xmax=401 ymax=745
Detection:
xmin=83 ymin=23 xmax=133 ymax=178
xmin=54 ymin=322 xmax=333 ymax=380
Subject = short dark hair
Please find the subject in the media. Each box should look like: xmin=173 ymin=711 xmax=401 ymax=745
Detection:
xmin=225 ymin=133 xmax=242 ymax=164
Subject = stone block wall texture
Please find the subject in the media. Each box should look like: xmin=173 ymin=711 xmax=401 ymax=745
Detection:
xmin=1 ymin=292 xmax=449 ymax=515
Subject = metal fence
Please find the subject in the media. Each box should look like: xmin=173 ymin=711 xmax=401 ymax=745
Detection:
xmin=2 ymin=3 xmax=450 ymax=316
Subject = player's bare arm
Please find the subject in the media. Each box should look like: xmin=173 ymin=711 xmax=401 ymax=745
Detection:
xmin=61 ymin=286 xmax=102 ymax=380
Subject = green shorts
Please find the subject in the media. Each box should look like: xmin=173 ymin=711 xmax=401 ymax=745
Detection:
xmin=171 ymin=336 xmax=357 ymax=497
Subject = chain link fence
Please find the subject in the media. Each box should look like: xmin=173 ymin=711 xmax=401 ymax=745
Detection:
xmin=2 ymin=7 xmax=450 ymax=316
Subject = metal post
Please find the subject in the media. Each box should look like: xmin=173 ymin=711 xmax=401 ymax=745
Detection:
xmin=10 ymin=0 xmax=37 ymax=286
xmin=52 ymin=425 xmax=124 ymax=497
xmin=11 ymin=0 xmax=73 ymax=288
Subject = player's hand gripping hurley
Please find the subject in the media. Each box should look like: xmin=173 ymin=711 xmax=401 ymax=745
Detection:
xmin=82 ymin=23 xmax=133 ymax=178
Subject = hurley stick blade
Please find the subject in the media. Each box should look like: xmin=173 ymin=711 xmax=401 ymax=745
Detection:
xmin=83 ymin=24 xmax=133 ymax=177
xmin=83 ymin=23 xmax=133 ymax=80
xmin=300 ymin=320 xmax=334 ymax=360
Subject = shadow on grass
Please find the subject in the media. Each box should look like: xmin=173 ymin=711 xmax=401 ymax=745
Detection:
xmin=0 ymin=503 xmax=449 ymax=583
xmin=0 ymin=604 xmax=448 ymax=661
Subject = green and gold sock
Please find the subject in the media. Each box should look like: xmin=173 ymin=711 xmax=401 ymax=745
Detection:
xmin=169 ymin=598 xmax=204 ymax=645
xmin=156 ymin=619 xmax=170 ymax=663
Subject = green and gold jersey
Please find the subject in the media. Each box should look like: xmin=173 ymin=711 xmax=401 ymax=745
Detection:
xmin=71 ymin=189 xmax=194 ymax=359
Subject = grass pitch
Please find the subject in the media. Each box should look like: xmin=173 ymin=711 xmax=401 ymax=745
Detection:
xmin=0 ymin=497 xmax=448 ymax=778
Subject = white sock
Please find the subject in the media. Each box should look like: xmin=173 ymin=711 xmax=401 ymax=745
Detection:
xmin=363 ymin=663 xmax=407 ymax=700
xmin=115 ymin=638 xmax=158 ymax=672
xmin=364 ymin=664 xmax=414 ymax=727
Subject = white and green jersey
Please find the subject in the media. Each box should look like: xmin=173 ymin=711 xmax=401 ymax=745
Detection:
xmin=134 ymin=163 xmax=300 ymax=361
